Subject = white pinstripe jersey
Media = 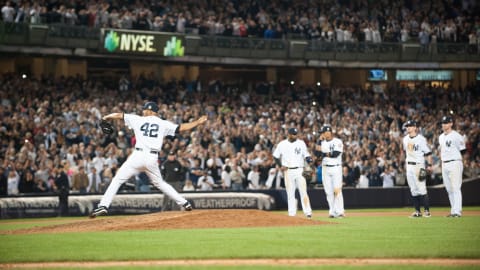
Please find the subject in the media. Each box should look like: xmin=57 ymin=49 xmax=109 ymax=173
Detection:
xmin=439 ymin=130 xmax=465 ymax=161
xmin=124 ymin=114 xmax=178 ymax=151
xmin=402 ymin=134 xmax=431 ymax=164
xmin=319 ymin=137 xmax=343 ymax=166
xmin=273 ymin=139 xmax=311 ymax=168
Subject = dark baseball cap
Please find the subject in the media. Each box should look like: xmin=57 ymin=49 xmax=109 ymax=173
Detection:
xmin=142 ymin=101 xmax=159 ymax=112
xmin=321 ymin=125 xmax=332 ymax=133
xmin=405 ymin=120 xmax=417 ymax=127
xmin=441 ymin=116 xmax=453 ymax=124
xmin=288 ymin=128 xmax=298 ymax=135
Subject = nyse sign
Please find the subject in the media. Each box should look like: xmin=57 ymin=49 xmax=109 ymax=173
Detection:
xmin=101 ymin=29 xmax=185 ymax=56
xmin=119 ymin=34 xmax=156 ymax=52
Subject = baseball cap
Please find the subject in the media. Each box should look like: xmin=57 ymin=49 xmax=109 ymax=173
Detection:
xmin=142 ymin=101 xmax=159 ymax=112
xmin=288 ymin=128 xmax=298 ymax=135
xmin=321 ymin=125 xmax=332 ymax=133
xmin=441 ymin=116 xmax=453 ymax=124
xmin=404 ymin=120 xmax=417 ymax=127
xmin=168 ymin=151 xmax=175 ymax=155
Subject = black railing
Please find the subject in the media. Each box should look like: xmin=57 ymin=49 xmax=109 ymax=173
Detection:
xmin=48 ymin=23 xmax=100 ymax=39
xmin=1 ymin=22 xmax=479 ymax=62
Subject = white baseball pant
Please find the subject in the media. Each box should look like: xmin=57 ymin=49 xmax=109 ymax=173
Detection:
xmin=442 ymin=160 xmax=463 ymax=215
xmin=406 ymin=163 xmax=427 ymax=196
xmin=322 ymin=165 xmax=344 ymax=217
xmin=284 ymin=168 xmax=312 ymax=217
xmin=99 ymin=150 xmax=188 ymax=208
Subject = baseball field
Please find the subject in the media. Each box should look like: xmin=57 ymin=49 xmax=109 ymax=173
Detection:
xmin=1 ymin=207 xmax=479 ymax=269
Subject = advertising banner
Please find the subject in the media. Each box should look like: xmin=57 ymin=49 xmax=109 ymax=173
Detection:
xmin=396 ymin=70 xmax=453 ymax=81
xmin=100 ymin=28 xmax=185 ymax=57
xmin=0 ymin=192 xmax=275 ymax=218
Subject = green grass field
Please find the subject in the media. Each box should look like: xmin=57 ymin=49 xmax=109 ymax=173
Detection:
xmin=1 ymin=207 xmax=479 ymax=269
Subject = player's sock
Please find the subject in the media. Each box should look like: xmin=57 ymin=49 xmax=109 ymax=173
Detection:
xmin=423 ymin=194 xmax=430 ymax=211
xmin=412 ymin=196 xmax=420 ymax=212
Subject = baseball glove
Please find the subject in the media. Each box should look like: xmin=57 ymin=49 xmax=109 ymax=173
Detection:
xmin=418 ymin=168 xmax=427 ymax=182
xmin=99 ymin=119 xmax=115 ymax=135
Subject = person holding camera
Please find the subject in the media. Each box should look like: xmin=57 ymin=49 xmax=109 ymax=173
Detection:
xmin=197 ymin=170 xmax=215 ymax=191
xmin=229 ymin=159 xmax=245 ymax=191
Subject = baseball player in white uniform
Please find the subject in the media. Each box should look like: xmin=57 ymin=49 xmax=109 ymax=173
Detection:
xmin=272 ymin=128 xmax=313 ymax=218
xmin=315 ymin=125 xmax=344 ymax=218
xmin=438 ymin=116 xmax=466 ymax=217
xmin=90 ymin=101 xmax=207 ymax=218
xmin=401 ymin=120 xmax=433 ymax=218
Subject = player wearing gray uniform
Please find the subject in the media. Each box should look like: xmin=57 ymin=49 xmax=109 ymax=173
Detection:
xmin=273 ymin=128 xmax=313 ymax=218
xmin=315 ymin=125 xmax=344 ymax=218
xmin=90 ymin=102 xmax=207 ymax=218
xmin=439 ymin=116 xmax=466 ymax=217
xmin=401 ymin=120 xmax=433 ymax=218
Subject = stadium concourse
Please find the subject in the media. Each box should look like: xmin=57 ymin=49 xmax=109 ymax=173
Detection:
xmin=0 ymin=72 xmax=479 ymax=199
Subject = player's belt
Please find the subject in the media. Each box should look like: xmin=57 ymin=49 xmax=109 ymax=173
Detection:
xmin=407 ymin=162 xmax=420 ymax=165
xmin=288 ymin=167 xmax=301 ymax=169
xmin=135 ymin=147 xmax=160 ymax=154
xmin=324 ymin=164 xmax=340 ymax=167
xmin=443 ymin=160 xmax=459 ymax=163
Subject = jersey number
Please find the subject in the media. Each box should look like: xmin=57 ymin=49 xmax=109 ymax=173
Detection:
xmin=140 ymin=123 xmax=159 ymax=137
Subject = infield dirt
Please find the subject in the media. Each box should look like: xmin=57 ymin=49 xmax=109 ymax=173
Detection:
xmin=5 ymin=209 xmax=328 ymax=234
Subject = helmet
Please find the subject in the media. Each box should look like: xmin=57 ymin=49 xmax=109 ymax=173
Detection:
xmin=142 ymin=102 xmax=159 ymax=112
xmin=288 ymin=127 xmax=298 ymax=135
xmin=441 ymin=116 xmax=453 ymax=124
xmin=321 ymin=125 xmax=332 ymax=133
xmin=404 ymin=120 xmax=417 ymax=127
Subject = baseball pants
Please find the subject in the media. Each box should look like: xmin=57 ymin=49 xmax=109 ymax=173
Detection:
xmin=284 ymin=168 xmax=312 ymax=217
xmin=442 ymin=160 xmax=463 ymax=215
xmin=406 ymin=163 xmax=427 ymax=196
xmin=99 ymin=151 xmax=188 ymax=208
xmin=322 ymin=165 xmax=344 ymax=217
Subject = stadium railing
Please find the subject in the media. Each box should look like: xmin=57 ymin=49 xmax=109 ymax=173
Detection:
xmin=1 ymin=22 xmax=479 ymax=63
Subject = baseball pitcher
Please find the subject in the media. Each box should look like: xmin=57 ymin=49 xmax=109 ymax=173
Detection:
xmin=90 ymin=101 xmax=207 ymax=218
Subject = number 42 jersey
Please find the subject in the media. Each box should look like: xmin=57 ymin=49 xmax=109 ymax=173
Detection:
xmin=125 ymin=114 xmax=178 ymax=151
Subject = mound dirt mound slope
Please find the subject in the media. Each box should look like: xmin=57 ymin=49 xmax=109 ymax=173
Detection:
xmin=7 ymin=209 xmax=327 ymax=234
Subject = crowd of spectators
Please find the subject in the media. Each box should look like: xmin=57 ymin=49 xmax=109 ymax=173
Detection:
xmin=1 ymin=0 xmax=480 ymax=47
xmin=0 ymin=71 xmax=479 ymax=197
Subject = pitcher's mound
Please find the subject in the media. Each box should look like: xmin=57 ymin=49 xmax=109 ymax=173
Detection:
xmin=9 ymin=210 xmax=328 ymax=234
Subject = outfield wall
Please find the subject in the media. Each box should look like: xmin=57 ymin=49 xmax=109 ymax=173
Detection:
xmin=263 ymin=177 xmax=480 ymax=210
xmin=0 ymin=178 xmax=478 ymax=218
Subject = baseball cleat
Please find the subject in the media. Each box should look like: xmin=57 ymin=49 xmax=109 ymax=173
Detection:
xmin=336 ymin=214 xmax=345 ymax=218
xmin=446 ymin=213 xmax=461 ymax=218
xmin=183 ymin=201 xmax=193 ymax=211
xmin=328 ymin=215 xmax=335 ymax=218
xmin=423 ymin=210 xmax=431 ymax=217
xmin=89 ymin=206 xmax=108 ymax=218
xmin=410 ymin=211 xmax=422 ymax=218
xmin=306 ymin=215 xmax=312 ymax=219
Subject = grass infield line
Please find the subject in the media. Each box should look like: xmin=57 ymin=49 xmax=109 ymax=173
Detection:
xmin=2 ymin=258 xmax=480 ymax=268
